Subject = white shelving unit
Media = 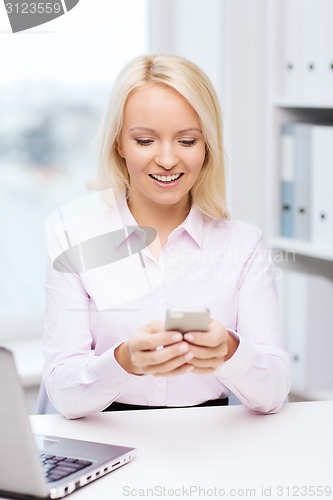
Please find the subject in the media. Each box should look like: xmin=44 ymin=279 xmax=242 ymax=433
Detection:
xmin=271 ymin=237 xmax=333 ymax=263
xmin=265 ymin=0 xmax=333 ymax=400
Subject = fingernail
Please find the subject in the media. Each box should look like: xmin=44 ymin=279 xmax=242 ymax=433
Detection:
xmin=183 ymin=352 xmax=193 ymax=361
xmin=178 ymin=343 xmax=189 ymax=353
xmin=184 ymin=333 xmax=194 ymax=342
xmin=172 ymin=333 xmax=183 ymax=342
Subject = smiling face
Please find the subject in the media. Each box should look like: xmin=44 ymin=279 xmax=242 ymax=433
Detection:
xmin=117 ymin=83 xmax=206 ymax=215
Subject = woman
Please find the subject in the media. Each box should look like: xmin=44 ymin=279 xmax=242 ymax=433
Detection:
xmin=43 ymin=54 xmax=290 ymax=418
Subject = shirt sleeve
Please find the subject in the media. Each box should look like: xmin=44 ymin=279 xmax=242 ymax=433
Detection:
xmin=43 ymin=258 xmax=139 ymax=420
xmin=215 ymin=230 xmax=291 ymax=414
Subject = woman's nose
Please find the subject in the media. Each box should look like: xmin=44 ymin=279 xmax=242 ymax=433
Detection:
xmin=154 ymin=144 xmax=179 ymax=170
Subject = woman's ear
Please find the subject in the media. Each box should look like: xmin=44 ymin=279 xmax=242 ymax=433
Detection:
xmin=116 ymin=138 xmax=124 ymax=158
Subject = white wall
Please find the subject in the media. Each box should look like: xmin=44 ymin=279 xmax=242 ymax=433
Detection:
xmin=149 ymin=0 xmax=267 ymax=229
xmin=149 ymin=0 xmax=224 ymax=96
xmin=223 ymin=0 xmax=267 ymax=228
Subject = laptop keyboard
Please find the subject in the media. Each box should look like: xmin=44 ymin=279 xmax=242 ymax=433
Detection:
xmin=40 ymin=453 xmax=92 ymax=482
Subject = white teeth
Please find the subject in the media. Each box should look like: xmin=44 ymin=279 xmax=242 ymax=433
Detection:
xmin=151 ymin=173 xmax=182 ymax=182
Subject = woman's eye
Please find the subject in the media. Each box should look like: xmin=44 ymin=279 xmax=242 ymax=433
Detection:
xmin=136 ymin=139 xmax=153 ymax=146
xmin=179 ymin=139 xmax=197 ymax=147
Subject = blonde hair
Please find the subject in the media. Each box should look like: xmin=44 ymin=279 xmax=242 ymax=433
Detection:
xmin=96 ymin=54 xmax=229 ymax=219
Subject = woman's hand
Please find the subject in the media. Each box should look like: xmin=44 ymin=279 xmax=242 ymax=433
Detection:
xmin=183 ymin=319 xmax=239 ymax=374
xmin=115 ymin=321 xmax=194 ymax=376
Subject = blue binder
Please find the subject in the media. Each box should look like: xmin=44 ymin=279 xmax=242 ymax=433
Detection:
xmin=280 ymin=123 xmax=295 ymax=237
xmin=294 ymin=124 xmax=312 ymax=241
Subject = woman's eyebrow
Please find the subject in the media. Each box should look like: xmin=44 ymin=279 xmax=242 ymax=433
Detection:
xmin=129 ymin=127 xmax=156 ymax=133
xmin=177 ymin=128 xmax=203 ymax=134
xmin=129 ymin=127 xmax=202 ymax=134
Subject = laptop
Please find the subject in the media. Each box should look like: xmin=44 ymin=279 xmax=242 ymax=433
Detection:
xmin=0 ymin=347 xmax=136 ymax=499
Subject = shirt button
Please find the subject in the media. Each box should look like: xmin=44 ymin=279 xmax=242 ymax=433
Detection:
xmin=156 ymin=383 xmax=164 ymax=389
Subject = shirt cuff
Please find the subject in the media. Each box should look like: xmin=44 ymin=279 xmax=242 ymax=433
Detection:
xmin=215 ymin=329 xmax=258 ymax=380
xmin=91 ymin=341 xmax=140 ymax=395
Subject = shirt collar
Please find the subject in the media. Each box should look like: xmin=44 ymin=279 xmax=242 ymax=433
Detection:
xmin=116 ymin=193 xmax=205 ymax=248
xmin=176 ymin=203 xmax=204 ymax=248
xmin=114 ymin=195 xmax=155 ymax=249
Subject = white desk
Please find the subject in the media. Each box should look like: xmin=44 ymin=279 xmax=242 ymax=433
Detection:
xmin=27 ymin=401 xmax=333 ymax=500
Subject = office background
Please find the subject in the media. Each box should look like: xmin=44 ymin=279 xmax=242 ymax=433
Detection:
xmin=0 ymin=0 xmax=332 ymax=411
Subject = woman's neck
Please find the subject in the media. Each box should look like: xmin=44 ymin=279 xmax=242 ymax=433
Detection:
xmin=127 ymin=192 xmax=191 ymax=248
